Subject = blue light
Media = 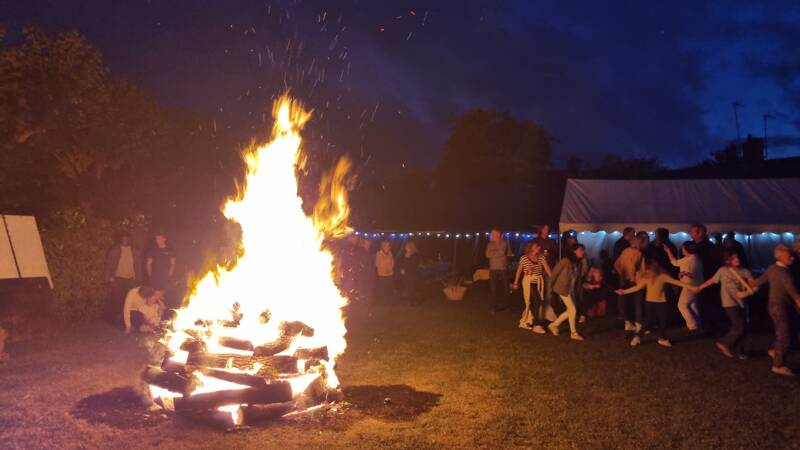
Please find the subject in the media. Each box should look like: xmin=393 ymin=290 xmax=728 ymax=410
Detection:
xmin=515 ymin=233 xmax=520 ymax=237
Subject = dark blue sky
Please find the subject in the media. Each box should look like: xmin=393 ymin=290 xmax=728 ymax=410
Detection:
xmin=4 ymin=0 xmax=800 ymax=174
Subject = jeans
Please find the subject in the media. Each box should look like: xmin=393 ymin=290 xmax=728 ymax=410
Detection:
xmin=677 ymin=287 xmax=701 ymax=330
xmin=552 ymin=294 xmax=578 ymax=334
xmin=768 ymin=303 xmax=791 ymax=368
xmin=638 ymin=302 xmax=667 ymax=340
xmin=489 ymin=270 xmax=509 ymax=311
xmin=620 ymin=281 xmax=645 ymax=327
xmin=720 ymin=306 xmax=745 ymax=352
xmin=520 ymin=275 xmax=544 ymax=326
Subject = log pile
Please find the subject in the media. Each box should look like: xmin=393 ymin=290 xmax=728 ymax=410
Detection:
xmin=143 ymin=314 xmax=339 ymax=430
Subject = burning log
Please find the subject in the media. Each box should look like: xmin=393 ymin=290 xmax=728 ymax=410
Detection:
xmin=186 ymin=353 xmax=298 ymax=374
xmin=218 ymin=337 xmax=254 ymax=351
xmin=161 ymin=358 xmax=190 ymax=374
xmin=179 ymin=408 xmax=243 ymax=430
xmin=280 ymin=321 xmax=314 ymax=337
xmin=173 ymin=383 xmax=292 ymax=412
xmin=142 ymin=366 xmax=200 ymax=395
xmin=180 ymin=338 xmax=207 ymax=354
xmin=253 ymin=336 xmax=293 ymax=356
xmin=293 ymin=346 xmax=329 ymax=361
xmin=200 ymin=368 xmax=269 ymax=388
xmin=241 ymin=402 xmax=296 ymax=423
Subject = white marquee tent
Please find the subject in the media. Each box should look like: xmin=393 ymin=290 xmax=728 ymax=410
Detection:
xmin=0 ymin=214 xmax=53 ymax=288
xmin=559 ymin=178 xmax=800 ymax=269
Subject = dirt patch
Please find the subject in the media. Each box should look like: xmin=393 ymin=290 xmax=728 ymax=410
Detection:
xmin=342 ymin=384 xmax=442 ymax=421
xmin=71 ymin=387 xmax=167 ymax=429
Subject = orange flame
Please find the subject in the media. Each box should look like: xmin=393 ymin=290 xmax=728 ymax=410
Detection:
xmin=154 ymin=95 xmax=352 ymax=411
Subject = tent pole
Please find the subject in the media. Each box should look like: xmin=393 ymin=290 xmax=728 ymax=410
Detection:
xmin=1 ymin=215 xmax=22 ymax=278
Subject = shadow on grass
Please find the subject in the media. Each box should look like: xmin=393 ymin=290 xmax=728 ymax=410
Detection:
xmin=71 ymin=387 xmax=167 ymax=429
xmin=342 ymin=384 xmax=442 ymax=421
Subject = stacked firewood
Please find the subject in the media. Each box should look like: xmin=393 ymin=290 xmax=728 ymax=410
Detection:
xmin=142 ymin=312 xmax=338 ymax=429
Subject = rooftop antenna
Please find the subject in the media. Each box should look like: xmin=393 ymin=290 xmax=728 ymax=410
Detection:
xmin=732 ymin=100 xmax=744 ymax=159
xmin=763 ymin=113 xmax=774 ymax=160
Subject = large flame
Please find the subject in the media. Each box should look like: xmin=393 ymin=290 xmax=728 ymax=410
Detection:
xmin=160 ymin=95 xmax=351 ymax=398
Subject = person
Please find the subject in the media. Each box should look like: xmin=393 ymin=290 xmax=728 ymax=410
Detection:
xmin=123 ymin=286 xmax=166 ymax=334
xmin=749 ymin=245 xmax=800 ymax=377
xmin=397 ymin=241 xmax=421 ymax=302
xmin=694 ymin=251 xmax=755 ymax=358
xmin=374 ymin=239 xmax=395 ymax=303
xmin=691 ymin=224 xmax=723 ymax=333
xmin=664 ymin=241 xmax=704 ymax=332
xmin=357 ymin=238 xmax=374 ymax=303
xmin=145 ymin=232 xmax=176 ymax=292
xmin=532 ymin=225 xmax=559 ymax=320
xmin=512 ymin=242 xmax=552 ymax=334
xmin=583 ymin=266 xmax=609 ymax=317
xmin=722 ymin=232 xmax=749 ymax=269
xmin=614 ymin=232 xmax=646 ymax=333
xmin=548 ymin=244 xmax=587 ymax=341
xmin=646 ymin=228 xmax=677 ymax=275
xmin=598 ymin=250 xmax=614 ymax=285
xmin=104 ymin=231 xmax=142 ymax=324
xmin=616 ymin=260 xmax=692 ymax=347
xmin=613 ymin=227 xmax=636 ymax=262
xmin=485 ymin=228 xmax=513 ymax=313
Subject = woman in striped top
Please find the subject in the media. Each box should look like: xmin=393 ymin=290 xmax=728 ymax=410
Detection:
xmin=513 ymin=242 xmax=552 ymax=333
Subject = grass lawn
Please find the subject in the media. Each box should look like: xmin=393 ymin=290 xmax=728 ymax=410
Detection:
xmin=2 ymin=289 xmax=800 ymax=449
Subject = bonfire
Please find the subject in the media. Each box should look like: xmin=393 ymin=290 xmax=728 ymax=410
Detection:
xmin=143 ymin=95 xmax=353 ymax=429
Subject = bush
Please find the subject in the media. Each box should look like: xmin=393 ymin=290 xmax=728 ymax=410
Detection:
xmin=39 ymin=208 xmax=147 ymax=322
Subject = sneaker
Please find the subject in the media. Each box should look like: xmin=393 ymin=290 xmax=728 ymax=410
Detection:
xmin=716 ymin=342 xmax=734 ymax=358
xmin=578 ymin=315 xmax=587 ymax=324
xmin=548 ymin=323 xmax=560 ymax=336
xmin=519 ymin=323 xmax=533 ymax=330
xmin=570 ymin=332 xmax=585 ymax=341
xmin=771 ymin=366 xmax=795 ymax=377
xmin=644 ymin=329 xmax=652 ymax=335
xmin=657 ymin=339 xmax=672 ymax=348
xmin=532 ymin=325 xmax=546 ymax=334
xmin=630 ymin=336 xmax=641 ymax=347
xmin=624 ymin=321 xmax=635 ymax=331
xmin=768 ymin=348 xmax=776 ymax=359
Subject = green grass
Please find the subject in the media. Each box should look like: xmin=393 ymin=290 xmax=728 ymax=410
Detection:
xmin=2 ymin=290 xmax=800 ymax=449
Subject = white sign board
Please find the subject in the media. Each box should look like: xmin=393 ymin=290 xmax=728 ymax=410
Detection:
xmin=0 ymin=215 xmax=53 ymax=288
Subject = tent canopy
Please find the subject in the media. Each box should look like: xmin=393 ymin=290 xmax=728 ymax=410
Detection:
xmin=559 ymin=178 xmax=800 ymax=234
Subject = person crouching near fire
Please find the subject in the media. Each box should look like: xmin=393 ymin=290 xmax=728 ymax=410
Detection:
xmin=123 ymin=286 xmax=166 ymax=334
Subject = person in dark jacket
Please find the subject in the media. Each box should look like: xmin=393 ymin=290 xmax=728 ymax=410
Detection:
xmin=398 ymin=241 xmax=422 ymax=303
xmin=613 ymin=227 xmax=636 ymax=262
xmin=548 ymin=244 xmax=587 ymax=341
xmin=105 ymin=231 xmax=142 ymax=324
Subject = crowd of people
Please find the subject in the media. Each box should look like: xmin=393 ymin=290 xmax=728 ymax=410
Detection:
xmin=105 ymin=224 xmax=800 ymax=377
xmin=104 ymin=231 xmax=177 ymax=334
xmin=492 ymin=223 xmax=800 ymax=377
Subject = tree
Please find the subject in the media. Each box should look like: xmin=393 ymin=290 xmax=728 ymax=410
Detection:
xmin=436 ymin=109 xmax=552 ymax=188
xmin=0 ymin=27 xmax=241 ymax=226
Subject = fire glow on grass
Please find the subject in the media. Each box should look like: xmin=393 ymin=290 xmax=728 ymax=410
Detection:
xmin=149 ymin=95 xmax=353 ymax=425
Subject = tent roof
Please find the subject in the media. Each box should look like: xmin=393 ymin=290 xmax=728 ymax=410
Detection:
xmin=559 ymin=178 xmax=800 ymax=234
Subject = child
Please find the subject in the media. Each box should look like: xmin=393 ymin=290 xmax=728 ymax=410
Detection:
xmin=583 ymin=266 xmax=608 ymax=317
xmin=512 ymin=242 xmax=552 ymax=333
xmin=664 ymin=241 xmax=704 ymax=332
xmin=374 ymin=240 xmax=395 ymax=304
xmin=616 ymin=260 xmax=692 ymax=347
xmin=695 ymin=251 xmax=755 ymax=359
xmin=750 ymin=245 xmax=800 ymax=376
xmin=548 ymin=244 xmax=587 ymax=341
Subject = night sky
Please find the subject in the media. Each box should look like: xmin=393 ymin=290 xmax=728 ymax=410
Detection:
xmin=4 ymin=0 xmax=800 ymax=176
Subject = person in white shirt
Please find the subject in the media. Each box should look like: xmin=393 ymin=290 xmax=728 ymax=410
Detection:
xmin=374 ymin=240 xmax=395 ymax=304
xmin=664 ymin=241 xmax=704 ymax=332
xmin=123 ymin=286 xmax=166 ymax=334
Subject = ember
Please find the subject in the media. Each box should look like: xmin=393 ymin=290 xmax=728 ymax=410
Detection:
xmin=144 ymin=95 xmax=351 ymax=429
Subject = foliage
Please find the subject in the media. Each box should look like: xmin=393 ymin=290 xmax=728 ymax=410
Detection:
xmin=436 ymin=109 xmax=552 ymax=188
xmin=0 ymin=26 xmax=242 ymax=225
